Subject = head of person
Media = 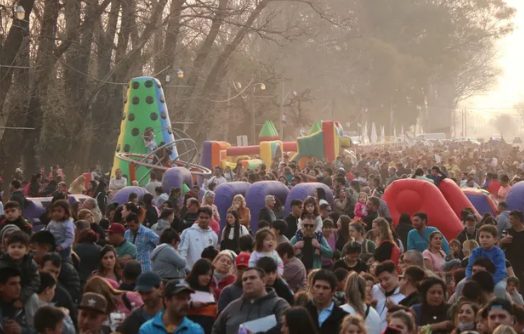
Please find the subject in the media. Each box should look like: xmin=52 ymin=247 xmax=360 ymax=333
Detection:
xmin=105 ymin=223 xmax=126 ymax=245
xmin=78 ymin=292 xmax=108 ymax=334
xmin=509 ymin=210 xmax=524 ymax=228
xmin=38 ymin=271 xmax=57 ymax=303
xmin=186 ymin=198 xmax=200 ymax=213
xmin=162 ymin=280 xmax=194 ymax=320
xmin=203 ymin=190 xmax=215 ymax=205
xmin=311 ymin=270 xmax=337 ymax=307
xmin=39 ymin=252 xmax=62 ymax=280
xmin=265 ymin=195 xmax=276 ymax=209
xmin=6 ymin=231 xmax=29 ymax=261
xmin=412 ymin=212 xmax=428 ymax=230
xmin=319 ymin=202 xmax=332 ymax=218
xmin=482 ymin=298 xmax=516 ymax=331
xmin=428 ymin=231 xmax=443 ymax=250
xmin=270 ymin=219 xmax=288 ymax=238
xmin=0 ymin=267 xmax=22 ymax=302
xmin=344 ymin=241 xmax=362 ymax=263
xmin=344 ymin=272 xmax=367 ymax=314
xmin=3 ymin=201 xmax=22 ymax=221
xmin=479 ymin=225 xmax=498 ymax=249
xmin=465 ymin=213 xmax=477 ymax=227
xmin=501 ymin=175 xmax=510 ymax=186
xmin=498 ymin=202 xmax=509 ymax=213
xmin=281 ymin=306 xmax=319 ymax=334
xmin=232 ymin=194 xmax=247 ymax=209
xmin=372 ymin=217 xmax=393 ymax=241
xmin=212 ymin=251 xmax=233 ymax=275
xmin=376 ymin=261 xmax=399 ymax=293
xmin=340 ymin=315 xmax=367 ymax=334
xmin=419 ymin=277 xmax=447 ymax=308
xmin=399 ymin=266 xmax=426 ymax=296
xmin=365 ymin=197 xmax=380 ymax=212
xmin=34 ymin=305 xmax=65 ymax=334
xmin=115 ymin=168 xmax=123 ymax=178
xmin=234 ymin=253 xmax=250 ymax=282
xmin=159 ymin=228 xmax=180 ymax=249
xmin=122 ymin=202 xmax=145 ymax=222
xmin=197 ymin=206 xmax=212 ymax=229
xmin=463 ymin=239 xmax=479 ymax=257
xmin=239 ymin=234 xmax=254 ymax=253
xmin=78 ymin=209 xmax=95 ymax=223
xmin=276 ymin=242 xmax=295 ymax=265
xmin=454 ymin=300 xmax=480 ymax=331
xmin=242 ymin=267 xmax=267 ymax=299
xmin=186 ymin=259 xmax=213 ymax=291
xmin=126 ymin=213 xmax=141 ymax=233
xmin=256 ymin=256 xmax=279 ymax=286
xmin=121 ymin=260 xmax=141 ymax=283
xmin=254 ymin=229 xmax=276 ymax=252
xmin=135 ymin=271 xmax=163 ymax=308
xmin=49 ymin=200 xmax=71 ymax=222
xmin=388 ymin=311 xmax=416 ymax=334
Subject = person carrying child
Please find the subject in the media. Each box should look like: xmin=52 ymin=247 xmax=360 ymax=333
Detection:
xmin=0 ymin=231 xmax=40 ymax=306
xmin=295 ymin=197 xmax=323 ymax=255
xmin=465 ymin=224 xmax=508 ymax=299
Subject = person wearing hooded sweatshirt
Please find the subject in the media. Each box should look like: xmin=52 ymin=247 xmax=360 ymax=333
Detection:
xmin=179 ymin=207 xmax=218 ymax=271
xmin=212 ymin=267 xmax=289 ymax=334
xmin=151 ymin=228 xmax=186 ymax=278
xmin=151 ymin=209 xmax=174 ymax=236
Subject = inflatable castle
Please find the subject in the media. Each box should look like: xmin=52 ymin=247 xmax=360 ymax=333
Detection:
xmin=200 ymin=120 xmax=352 ymax=171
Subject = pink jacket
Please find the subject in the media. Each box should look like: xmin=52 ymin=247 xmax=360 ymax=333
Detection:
xmin=354 ymin=202 xmax=366 ymax=219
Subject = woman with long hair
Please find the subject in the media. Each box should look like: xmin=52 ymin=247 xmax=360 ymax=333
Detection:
xmin=82 ymin=198 xmax=103 ymax=222
xmin=93 ymin=180 xmax=108 ymax=214
xmin=143 ymin=193 xmax=159 ymax=228
xmin=85 ymin=180 xmax=98 ymax=197
xmin=412 ymin=277 xmax=453 ymax=334
xmin=202 ymin=190 xmax=220 ymax=223
xmin=348 ymin=222 xmax=376 ymax=257
xmin=68 ymin=175 xmax=85 ymax=194
xmin=335 ymin=215 xmax=352 ymax=251
xmin=220 ymin=210 xmax=248 ymax=253
xmin=92 ymin=245 xmax=121 ymax=283
xmin=73 ymin=228 xmax=101 ymax=287
xmin=83 ymin=276 xmax=143 ymax=324
xmin=341 ymin=272 xmax=381 ymax=334
xmin=186 ymin=259 xmax=217 ymax=334
xmin=228 ymin=194 xmax=251 ymax=229
xmin=388 ymin=311 xmax=417 ymax=334
xmin=281 ymin=306 xmax=319 ymax=334
xmin=372 ymin=218 xmax=401 ymax=264
xmin=121 ymin=202 xmax=146 ymax=224
xmin=451 ymin=301 xmax=479 ymax=334
xmin=423 ymin=231 xmax=447 ymax=274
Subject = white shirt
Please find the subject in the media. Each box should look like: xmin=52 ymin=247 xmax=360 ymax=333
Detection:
xmin=145 ymin=181 xmax=162 ymax=194
xmin=341 ymin=303 xmax=381 ymax=334
xmin=109 ymin=177 xmax=127 ymax=192
xmin=371 ymin=284 xmax=405 ymax=331
xmin=204 ymin=176 xmax=227 ymax=190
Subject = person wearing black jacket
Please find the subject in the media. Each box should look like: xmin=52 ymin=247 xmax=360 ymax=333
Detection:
xmin=395 ymin=213 xmax=414 ymax=249
xmin=305 ymin=270 xmax=349 ymax=334
xmin=258 ymin=195 xmax=277 ymax=224
xmin=117 ymin=272 xmax=163 ymax=334
xmin=284 ymin=199 xmax=302 ymax=240
xmin=257 ymin=257 xmax=294 ymax=306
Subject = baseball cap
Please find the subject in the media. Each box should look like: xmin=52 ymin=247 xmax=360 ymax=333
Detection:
xmin=337 ymin=167 xmax=345 ymax=173
xmin=78 ymin=292 xmax=107 ymax=314
xmin=104 ymin=223 xmax=126 ymax=234
xmin=235 ymin=252 xmax=250 ymax=268
xmin=135 ymin=272 xmax=161 ymax=293
xmin=163 ymin=280 xmax=195 ymax=298
xmin=442 ymin=259 xmax=461 ymax=272
xmin=465 ymin=214 xmax=477 ymax=221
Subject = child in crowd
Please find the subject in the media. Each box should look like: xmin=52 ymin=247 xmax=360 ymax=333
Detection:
xmin=248 ymin=229 xmax=284 ymax=275
xmin=142 ymin=127 xmax=158 ymax=154
xmin=448 ymin=239 xmax=462 ymax=260
xmin=507 ymin=277 xmax=524 ymax=306
xmin=466 ymin=225 xmax=507 ymax=299
xmin=0 ymin=231 xmax=40 ymax=305
xmin=333 ymin=268 xmax=349 ymax=304
xmin=354 ymin=192 xmax=368 ymax=219
xmin=461 ymin=239 xmax=479 ymax=268
xmin=0 ymin=201 xmax=32 ymax=235
xmin=257 ymin=220 xmax=270 ymax=230
xmin=295 ymin=197 xmax=323 ymax=254
xmin=46 ymin=200 xmax=75 ymax=260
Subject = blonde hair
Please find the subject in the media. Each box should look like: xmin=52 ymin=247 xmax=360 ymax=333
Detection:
xmin=232 ymin=194 xmax=246 ymax=207
xmin=374 ymin=218 xmax=394 ymax=243
xmin=357 ymin=192 xmax=368 ymax=201
xmin=344 ymin=272 xmax=366 ymax=315
xmin=493 ymin=326 xmax=517 ymax=334
xmin=84 ymin=276 xmax=122 ymax=313
xmin=212 ymin=251 xmax=233 ymax=270
xmin=462 ymin=240 xmax=479 ymax=257
xmin=340 ymin=315 xmax=368 ymax=334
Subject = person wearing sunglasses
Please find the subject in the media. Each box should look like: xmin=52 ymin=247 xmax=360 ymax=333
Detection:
xmin=290 ymin=214 xmax=333 ymax=271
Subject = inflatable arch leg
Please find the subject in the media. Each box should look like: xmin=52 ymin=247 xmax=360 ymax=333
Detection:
xmin=245 ymin=181 xmax=290 ymax=232
xmin=284 ymin=183 xmax=334 ymax=215
xmin=214 ymin=182 xmax=251 ymax=232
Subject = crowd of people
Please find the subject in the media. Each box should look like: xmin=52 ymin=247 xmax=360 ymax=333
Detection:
xmin=0 ymin=138 xmax=524 ymax=334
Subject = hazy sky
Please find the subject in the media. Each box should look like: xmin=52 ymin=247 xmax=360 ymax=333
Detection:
xmin=470 ymin=0 xmax=524 ymax=113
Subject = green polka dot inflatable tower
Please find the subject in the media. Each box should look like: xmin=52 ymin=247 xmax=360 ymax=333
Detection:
xmin=111 ymin=76 xmax=178 ymax=185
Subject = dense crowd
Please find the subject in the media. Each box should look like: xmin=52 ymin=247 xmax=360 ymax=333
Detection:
xmin=1 ymin=138 xmax=524 ymax=334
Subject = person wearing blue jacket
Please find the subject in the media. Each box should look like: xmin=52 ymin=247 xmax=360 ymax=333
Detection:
xmin=466 ymin=225 xmax=507 ymax=299
xmin=139 ymin=281 xmax=204 ymax=334
xmin=407 ymin=212 xmax=450 ymax=255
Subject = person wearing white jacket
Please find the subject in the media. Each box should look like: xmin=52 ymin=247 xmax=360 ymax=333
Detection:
xmin=179 ymin=207 xmax=218 ymax=270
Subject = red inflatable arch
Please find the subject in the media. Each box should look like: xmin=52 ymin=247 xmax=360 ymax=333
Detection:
xmin=438 ymin=179 xmax=479 ymax=219
xmin=383 ymin=179 xmax=463 ymax=240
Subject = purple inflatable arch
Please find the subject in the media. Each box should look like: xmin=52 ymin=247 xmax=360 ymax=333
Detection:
xmin=506 ymin=181 xmax=524 ymax=212
xmin=283 ymin=182 xmax=334 ymax=215
xmin=24 ymin=195 xmax=91 ymax=230
xmin=162 ymin=167 xmax=194 ymax=194
xmin=245 ymin=181 xmax=289 ymax=232
xmin=112 ymin=186 xmax=149 ymax=205
xmin=214 ymin=182 xmax=251 ymax=232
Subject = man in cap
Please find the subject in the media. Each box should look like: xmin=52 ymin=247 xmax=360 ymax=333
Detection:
xmin=78 ymin=292 xmax=110 ymax=334
xmin=118 ymin=272 xmax=163 ymax=334
xmin=139 ymin=280 xmax=204 ymax=334
xmin=218 ymin=253 xmax=250 ymax=314
xmin=106 ymin=223 xmax=137 ymax=265
xmin=457 ymin=214 xmax=479 ymax=246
